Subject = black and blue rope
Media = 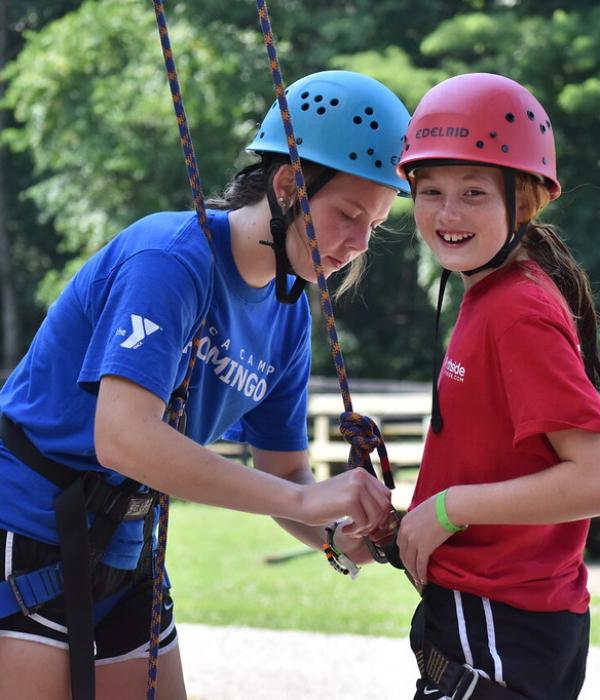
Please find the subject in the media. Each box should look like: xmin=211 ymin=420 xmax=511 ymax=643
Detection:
xmin=148 ymin=2 xmax=213 ymax=698
xmin=256 ymin=0 xmax=394 ymax=489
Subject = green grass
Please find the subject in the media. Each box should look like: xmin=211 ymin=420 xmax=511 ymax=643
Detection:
xmin=166 ymin=501 xmax=600 ymax=645
xmin=166 ymin=501 xmax=419 ymax=637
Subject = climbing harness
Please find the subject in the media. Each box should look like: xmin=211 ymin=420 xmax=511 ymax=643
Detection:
xmin=0 ymin=413 xmax=157 ymax=700
xmin=254 ymin=0 xmax=406 ymax=571
xmin=412 ymin=592 xmax=528 ymax=700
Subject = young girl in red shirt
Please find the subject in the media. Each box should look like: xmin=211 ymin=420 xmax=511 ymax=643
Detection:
xmin=396 ymin=73 xmax=600 ymax=700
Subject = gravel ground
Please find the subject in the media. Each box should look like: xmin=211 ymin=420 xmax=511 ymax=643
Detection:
xmin=178 ymin=624 xmax=600 ymax=700
xmin=177 ymin=564 xmax=600 ymax=699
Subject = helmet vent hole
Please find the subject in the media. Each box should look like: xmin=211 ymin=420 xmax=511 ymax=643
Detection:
xmin=353 ymin=116 xmax=362 ymax=124
xmin=301 ymin=103 xmax=310 ymax=111
xmin=314 ymin=95 xmax=323 ymax=102
xmin=540 ymin=124 xmax=547 ymax=134
xmin=527 ymin=110 xmax=535 ymax=120
xmin=367 ymin=148 xmax=374 ymax=155
xmin=505 ymin=112 xmax=515 ymax=123
xmin=476 ymin=140 xmax=484 ymax=149
xmin=349 ymin=152 xmax=358 ymax=160
xmin=370 ymin=121 xmax=379 ymax=130
xmin=259 ymin=131 xmax=265 ymax=139
xmin=546 ymin=119 xmax=552 ymax=130
xmin=501 ymin=144 xmax=509 ymax=153
xmin=542 ymin=156 xmax=547 ymax=165
xmin=490 ymin=131 xmax=497 ymax=138
xmin=297 ymin=137 xmax=303 ymax=145
xmin=374 ymin=160 xmax=382 ymax=168
xmin=330 ymin=98 xmax=340 ymax=106
xmin=365 ymin=107 xmax=374 ymax=115
xmin=405 ymin=143 xmax=410 ymax=151
xmin=316 ymin=107 xmax=326 ymax=115
xmin=301 ymin=91 xmax=309 ymax=99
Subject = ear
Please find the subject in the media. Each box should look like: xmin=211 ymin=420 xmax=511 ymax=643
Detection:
xmin=272 ymin=164 xmax=297 ymax=209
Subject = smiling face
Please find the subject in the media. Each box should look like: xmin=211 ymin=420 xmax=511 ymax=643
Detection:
xmin=285 ymin=172 xmax=397 ymax=282
xmin=413 ymin=164 xmax=511 ymax=287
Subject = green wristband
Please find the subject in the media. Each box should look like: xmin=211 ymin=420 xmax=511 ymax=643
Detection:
xmin=435 ymin=489 xmax=467 ymax=534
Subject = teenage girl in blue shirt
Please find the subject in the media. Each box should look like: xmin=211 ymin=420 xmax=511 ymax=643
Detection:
xmin=0 ymin=71 xmax=411 ymax=699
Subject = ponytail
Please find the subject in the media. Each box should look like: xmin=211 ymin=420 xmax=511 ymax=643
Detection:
xmin=517 ymin=175 xmax=600 ymax=387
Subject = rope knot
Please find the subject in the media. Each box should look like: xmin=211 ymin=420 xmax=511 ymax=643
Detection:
xmin=339 ymin=412 xmax=380 ymax=452
xmin=339 ymin=412 xmax=395 ymax=489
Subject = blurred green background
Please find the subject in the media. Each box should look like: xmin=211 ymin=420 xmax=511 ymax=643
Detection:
xmin=1 ymin=0 xmax=599 ymax=377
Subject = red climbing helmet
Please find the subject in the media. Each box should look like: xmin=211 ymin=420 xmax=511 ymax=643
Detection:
xmin=398 ymin=73 xmax=561 ymax=199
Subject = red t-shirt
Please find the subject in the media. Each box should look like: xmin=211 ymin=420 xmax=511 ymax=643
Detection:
xmin=411 ymin=261 xmax=600 ymax=613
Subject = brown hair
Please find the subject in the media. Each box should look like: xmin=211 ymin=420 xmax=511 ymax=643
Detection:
xmin=517 ymin=174 xmax=600 ymax=387
xmin=207 ymin=155 xmax=369 ymax=298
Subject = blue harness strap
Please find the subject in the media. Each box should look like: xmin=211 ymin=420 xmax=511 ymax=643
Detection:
xmin=1 ymin=561 xmax=64 ymax=617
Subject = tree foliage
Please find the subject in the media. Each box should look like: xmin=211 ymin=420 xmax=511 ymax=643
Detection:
xmin=1 ymin=0 xmax=599 ymax=378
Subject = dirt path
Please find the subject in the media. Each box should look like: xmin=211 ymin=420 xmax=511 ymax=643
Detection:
xmin=178 ymin=623 xmax=600 ymax=700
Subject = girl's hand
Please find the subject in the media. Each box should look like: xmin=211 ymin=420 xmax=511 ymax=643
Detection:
xmin=397 ymin=494 xmax=454 ymax=587
xmin=297 ymin=469 xmax=392 ymax=535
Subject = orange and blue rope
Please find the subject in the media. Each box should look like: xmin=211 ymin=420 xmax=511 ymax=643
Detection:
xmin=148 ymin=2 xmax=213 ymax=698
xmin=256 ymin=0 xmax=394 ymax=489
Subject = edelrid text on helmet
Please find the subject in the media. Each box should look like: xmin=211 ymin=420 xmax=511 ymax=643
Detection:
xmin=397 ymin=72 xmax=560 ymax=200
xmin=248 ymin=70 xmax=411 ymax=195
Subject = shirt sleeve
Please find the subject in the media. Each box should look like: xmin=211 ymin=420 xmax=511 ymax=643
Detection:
xmin=497 ymin=314 xmax=600 ymax=448
xmin=78 ymin=249 xmax=210 ymax=403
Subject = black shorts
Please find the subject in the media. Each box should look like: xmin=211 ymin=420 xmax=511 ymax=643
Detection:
xmin=0 ymin=529 xmax=177 ymax=663
xmin=410 ymin=582 xmax=589 ymax=700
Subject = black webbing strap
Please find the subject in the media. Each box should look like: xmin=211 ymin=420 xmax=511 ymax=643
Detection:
xmin=0 ymin=414 xmax=156 ymax=700
xmin=0 ymin=414 xmax=75 ymax=489
xmin=423 ymin=643 xmax=528 ymax=700
xmin=55 ymin=478 xmax=95 ymax=700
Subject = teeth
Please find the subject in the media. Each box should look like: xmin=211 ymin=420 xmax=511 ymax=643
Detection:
xmin=441 ymin=232 xmax=473 ymax=242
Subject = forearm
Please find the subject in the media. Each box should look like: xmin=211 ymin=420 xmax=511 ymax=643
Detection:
xmin=446 ymin=458 xmax=600 ymax=527
xmin=270 ymin=466 xmax=327 ymax=548
xmin=97 ymin=413 xmax=303 ymax=519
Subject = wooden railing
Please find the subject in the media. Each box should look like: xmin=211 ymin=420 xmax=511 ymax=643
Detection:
xmin=306 ymin=391 xmax=430 ymax=481
xmin=210 ymin=384 xmax=431 ymax=470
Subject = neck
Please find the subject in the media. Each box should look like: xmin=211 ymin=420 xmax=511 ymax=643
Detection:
xmin=461 ymin=249 xmax=530 ymax=292
xmin=228 ymin=198 xmax=277 ymax=288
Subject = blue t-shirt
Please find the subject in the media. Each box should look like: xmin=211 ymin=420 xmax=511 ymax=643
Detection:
xmin=0 ymin=209 xmax=311 ymax=568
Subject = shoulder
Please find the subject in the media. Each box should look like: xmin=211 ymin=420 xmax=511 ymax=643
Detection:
xmin=475 ymin=261 xmax=573 ymax=338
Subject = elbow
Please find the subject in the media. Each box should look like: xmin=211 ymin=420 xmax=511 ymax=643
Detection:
xmin=94 ymin=410 xmax=132 ymax=472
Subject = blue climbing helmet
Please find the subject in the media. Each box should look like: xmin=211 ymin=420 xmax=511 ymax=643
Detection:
xmin=247 ymin=70 xmax=411 ymax=195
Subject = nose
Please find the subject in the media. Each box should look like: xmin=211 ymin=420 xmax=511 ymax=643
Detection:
xmin=437 ymin=196 xmax=462 ymax=225
xmin=347 ymin=225 xmax=371 ymax=255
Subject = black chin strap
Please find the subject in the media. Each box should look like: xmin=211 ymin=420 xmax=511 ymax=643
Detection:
xmin=464 ymin=169 xmax=526 ymax=277
xmin=259 ymin=166 xmax=338 ymax=305
xmin=431 ymin=268 xmax=451 ymax=434
xmin=260 ymin=188 xmax=307 ymax=304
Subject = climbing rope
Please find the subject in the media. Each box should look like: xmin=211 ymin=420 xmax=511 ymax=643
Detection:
xmin=148 ymin=2 xmax=215 ymax=698
xmin=255 ymin=0 xmax=395 ymax=489
xmin=147 ymin=1 xmax=402 ymax=694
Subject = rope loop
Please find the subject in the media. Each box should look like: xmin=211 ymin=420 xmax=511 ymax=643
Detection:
xmin=339 ymin=412 xmax=395 ymax=489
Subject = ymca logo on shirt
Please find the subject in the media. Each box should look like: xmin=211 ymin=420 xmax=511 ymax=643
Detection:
xmin=443 ymin=356 xmax=466 ymax=382
xmin=116 ymin=314 xmax=162 ymax=349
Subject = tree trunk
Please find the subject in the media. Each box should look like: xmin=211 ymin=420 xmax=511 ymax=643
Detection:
xmin=0 ymin=0 xmax=20 ymax=372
